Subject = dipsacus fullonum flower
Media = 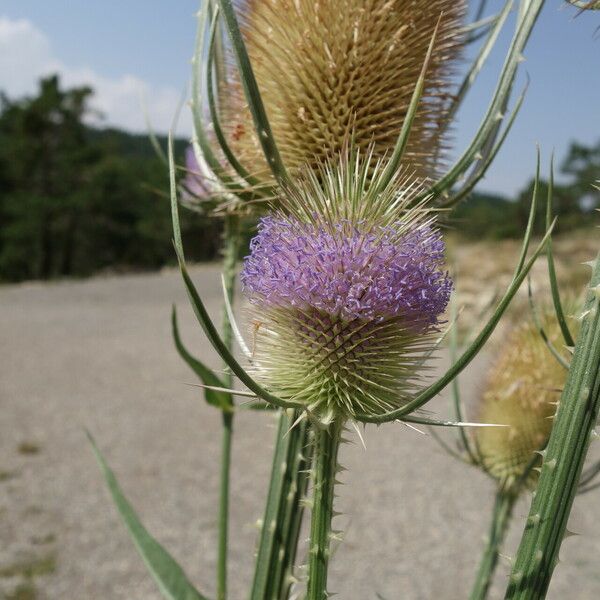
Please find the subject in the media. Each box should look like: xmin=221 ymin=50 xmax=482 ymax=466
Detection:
xmin=241 ymin=154 xmax=452 ymax=425
xmin=473 ymin=310 xmax=579 ymax=492
xmin=225 ymin=0 xmax=465 ymax=183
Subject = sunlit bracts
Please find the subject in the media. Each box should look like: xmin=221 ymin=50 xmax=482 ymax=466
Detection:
xmin=545 ymin=158 xmax=576 ymax=348
xmin=190 ymin=0 xmax=276 ymax=214
xmin=186 ymin=0 xmax=545 ymax=214
xmin=424 ymin=0 xmax=544 ymax=208
xmin=179 ymin=146 xmax=215 ymax=210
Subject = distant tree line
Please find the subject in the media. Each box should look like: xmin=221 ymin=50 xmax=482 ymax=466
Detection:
xmin=0 ymin=76 xmax=598 ymax=282
xmin=0 ymin=75 xmax=223 ymax=282
xmin=451 ymin=144 xmax=600 ymax=240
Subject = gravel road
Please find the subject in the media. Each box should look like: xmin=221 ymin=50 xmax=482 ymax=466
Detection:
xmin=1 ymin=265 xmax=599 ymax=599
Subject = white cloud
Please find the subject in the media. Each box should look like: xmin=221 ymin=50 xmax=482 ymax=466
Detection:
xmin=0 ymin=16 xmax=192 ymax=135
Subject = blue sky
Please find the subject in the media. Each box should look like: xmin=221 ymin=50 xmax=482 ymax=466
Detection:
xmin=1 ymin=1 xmax=598 ymax=197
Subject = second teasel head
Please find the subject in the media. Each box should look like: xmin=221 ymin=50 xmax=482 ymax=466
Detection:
xmin=472 ymin=310 xmax=579 ymax=493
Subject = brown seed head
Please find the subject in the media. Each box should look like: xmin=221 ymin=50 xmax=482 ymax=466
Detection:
xmin=223 ymin=0 xmax=466 ymax=184
xmin=474 ymin=312 xmax=578 ymax=493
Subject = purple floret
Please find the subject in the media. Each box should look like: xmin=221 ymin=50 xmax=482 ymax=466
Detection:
xmin=181 ymin=146 xmax=211 ymax=200
xmin=241 ymin=215 xmax=452 ymax=326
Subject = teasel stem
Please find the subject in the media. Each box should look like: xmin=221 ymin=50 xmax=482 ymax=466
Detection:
xmin=251 ymin=410 xmax=312 ymax=600
xmin=505 ymin=254 xmax=600 ymax=600
xmin=217 ymin=213 xmax=239 ymax=600
xmin=470 ymin=490 xmax=516 ymax=600
xmin=307 ymin=423 xmax=342 ymax=600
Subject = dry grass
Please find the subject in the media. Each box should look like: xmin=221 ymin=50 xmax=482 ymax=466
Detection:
xmin=447 ymin=229 xmax=597 ymax=338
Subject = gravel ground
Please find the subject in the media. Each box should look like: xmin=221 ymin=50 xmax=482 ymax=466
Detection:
xmin=1 ymin=265 xmax=600 ymax=600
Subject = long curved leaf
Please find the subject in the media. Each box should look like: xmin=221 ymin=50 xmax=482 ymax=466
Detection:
xmin=172 ymin=306 xmax=231 ymax=411
xmin=88 ymin=432 xmax=209 ymax=600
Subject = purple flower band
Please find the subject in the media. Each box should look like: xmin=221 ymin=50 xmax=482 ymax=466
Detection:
xmin=241 ymin=215 xmax=452 ymax=325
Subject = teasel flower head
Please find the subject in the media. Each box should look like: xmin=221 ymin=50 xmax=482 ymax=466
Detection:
xmin=223 ymin=0 xmax=466 ymax=185
xmin=472 ymin=309 xmax=579 ymax=493
xmin=180 ymin=144 xmax=248 ymax=215
xmin=241 ymin=153 xmax=452 ymax=425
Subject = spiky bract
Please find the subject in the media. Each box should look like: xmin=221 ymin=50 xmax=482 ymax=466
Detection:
xmin=225 ymin=0 xmax=465 ymax=183
xmin=474 ymin=312 xmax=578 ymax=492
xmin=241 ymin=156 xmax=451 ymax=423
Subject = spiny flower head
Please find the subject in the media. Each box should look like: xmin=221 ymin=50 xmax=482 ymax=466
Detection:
xmin=241 ymin=154 xmax=452 ymax=424
xmin=242 ymin=217 xmax=449 ymax=325
xmin=473 ymin=310 xmax=579 ymax=492
xmin=224 ymin=0 xmax=465 ymax=184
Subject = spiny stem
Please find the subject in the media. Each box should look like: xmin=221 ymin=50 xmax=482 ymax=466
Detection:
xmin=272 ymin=419 xmax=312 ymax=600
xmin=216 ymin=0 xmax=289 ymax=186
xmin=505 ymin=254 xmax=600 ymax=599
xmin=251 ymin=410 xmax=312 ymax=600
xmin=307 ymin=423 xmax=342 ymax=600
xmin=217 ymin=213 xmax=239 ymax=600
xmin=469 ymin=490 xmax=516 ymax=600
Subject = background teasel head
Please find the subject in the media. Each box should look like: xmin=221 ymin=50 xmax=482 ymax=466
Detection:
xmin=471 ymin=309 xmax=579 ymax=493
xmin=240 ymin=153 xmax=452 ymax=425
xmin=223 ymin=0 xmax=466 ymax=185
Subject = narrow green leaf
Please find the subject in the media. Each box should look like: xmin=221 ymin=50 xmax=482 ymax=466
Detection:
xmin=449 ymin=292 xmax=480 ymax=463
xmin=403 ymin=415 xmax=507 ymax=428
xmin=177 ymin=250 xmax=301 ymax=411
xmin=512 ymin=147 xmax=541 ymax=277
xmin=425 ymin=0 xmax=544 ymax=204
xmin=441 ymin=84 xmax=525 ymax=209
xmin=88 ymin=432 xmax=209 ymax=600
xmin=376 ymin=17 xmax=439 ymax=193
xmin=526 ymin=278 xmax=570 ymax=370
xmin=168 ymin=138 xmax=301 ymax=412
xmin=546 ymin=156 xmax=576 ymax=348
xmin=216 ymin=0 xmax=289 ymax=186
xmin=220 ymin=274 xmax=251 ymax=359
xmin=172 ymin=306 xmax=231 ymax=410
xmin=445 ymin=0 xmax=513 ymax=130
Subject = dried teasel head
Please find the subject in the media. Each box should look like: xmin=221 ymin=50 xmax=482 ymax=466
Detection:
xmin=224 ymin=0 xmax=466 ymax=185
xmin=473 ymin=309 xmax=579 ymax=493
